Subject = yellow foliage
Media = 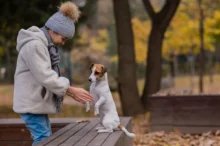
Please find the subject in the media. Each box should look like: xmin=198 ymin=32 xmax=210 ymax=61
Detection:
xmin=130 ymin=7 xmax=216 ymax=65
xmin=163 ymin=4 xmax=215 ymax=56
xmin=76 ymin=27 xmax=109 ymax=53
xmin=132 ymin=18 xmax=151 ymax=64
xmin=206 ymin=10 xmax=220 ymax=44
xmin=110 ymin=55 xmax=118 ymax=62
xmin=91 ymin=29 xmax=109 ymax=52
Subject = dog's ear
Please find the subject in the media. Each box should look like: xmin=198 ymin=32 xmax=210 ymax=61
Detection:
xmin=89 ymin=64 xmax=94 ymax=70
xmin=102 ymin=66 xmax=107 ymax=74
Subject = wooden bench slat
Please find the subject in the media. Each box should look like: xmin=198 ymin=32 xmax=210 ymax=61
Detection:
xmin=87 ymin=118 xmax=126 ymax=146
xmin=102 ymin=131 xmax=122 ymax=146
xmin=101 ymin=117 xmax=133 ymax=146
xmin=0 ymin=127 xmax=61 ymax=141
xmin=101 ymin=118 xmax=127 ymax=146
xmin=0 ymin=128 xmax=31 ymax=140
xmin=59 ymin=118 xmax=100 ymax=146
xmin=44 ymin=122 xmax=88 ymax=146
xmin=149 ymin=95 xmax=220 ymax=133
xmin=0 ymin=141 xmax=32 ymax=146
xmin=174 ymin=108 xmax=220 ymax=125
xmin=73 ymin=124 xmax=99 ymax=146
xmin=35 ymin=123 xmax=78 ymax=146
xmin=0 ymin=118 xmax=77 ymax=128
xmin=87 ymin=132 xmax=110 ymax=146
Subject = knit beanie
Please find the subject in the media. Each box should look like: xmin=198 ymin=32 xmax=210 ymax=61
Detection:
xmin=45 ymin=1 xmax=80 ymax=39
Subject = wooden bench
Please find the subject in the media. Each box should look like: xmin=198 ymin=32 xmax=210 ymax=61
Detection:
xmin=149 ymin=94 xmax=220 ymax=134
xmin=0 ymin=117 xmax=133 ymax=146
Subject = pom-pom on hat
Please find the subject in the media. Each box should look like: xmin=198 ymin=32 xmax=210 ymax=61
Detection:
xmin=45 ymin=1 xmax=80 ymax=39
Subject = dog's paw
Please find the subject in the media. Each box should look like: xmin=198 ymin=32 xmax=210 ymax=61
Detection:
xmin=94 ymin=111 xmax=99 ymax=116
xmin=94 ymin=108 xmax=99 ymax=116
xmin=95 ymin=126 xmax=105 ymax=131
xmin=86 ymin=107 xmax=90 ymax=112
xmin=86 ymin=102 xmax=90 ymax=112
xmin=98 ymin=129 xmax=113 ymax=133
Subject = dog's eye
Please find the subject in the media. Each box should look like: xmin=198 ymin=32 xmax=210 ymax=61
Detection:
xmin=95 ymin=71 xmax=100 ymax=75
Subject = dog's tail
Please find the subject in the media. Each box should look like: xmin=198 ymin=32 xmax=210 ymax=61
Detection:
xmin=76 ymin=120 xmax=90 ymax=124
xmin=118 ymin=124 xmax=135 ymax=138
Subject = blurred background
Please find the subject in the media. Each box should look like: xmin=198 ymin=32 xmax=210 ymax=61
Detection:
xmin=0 ymin=0 xmax=220 ymax=138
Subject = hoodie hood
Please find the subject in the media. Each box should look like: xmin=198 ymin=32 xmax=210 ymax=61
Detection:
xmin=16 ymin=26 xmax=48 ymax=52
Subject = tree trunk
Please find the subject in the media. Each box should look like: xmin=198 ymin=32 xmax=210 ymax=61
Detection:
xmin=142 ymin=26 xmax=163 ymax=103
xmin=142 ymin=0 xmax=180 ymax=108
xmin=187 ymin=54 xmax=195 ymax=89
xmin=208 ymin=54 xmax=213 ymax=84
xmin=198 ymin=0 xmax=205 ymax=93
xmin=5 ymin=47 xmax=11 ymax=83
xmin=112 ymin=0 xmax=145 ymax=116
xmin=169 ymin=53 xmax=175 ymax=78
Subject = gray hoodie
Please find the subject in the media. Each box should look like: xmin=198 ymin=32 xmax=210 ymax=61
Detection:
xmin=13 ymin=26 xmax=70 ymax=114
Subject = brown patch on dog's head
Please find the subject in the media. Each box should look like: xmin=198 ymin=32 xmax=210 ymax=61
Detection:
xmin=91 ymin=64 xmax=107 ymax=80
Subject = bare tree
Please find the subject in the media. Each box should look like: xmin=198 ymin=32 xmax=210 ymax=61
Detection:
xmin=142 ymin=0 xmax=180 ymax=108
xmin=112 ymin=0 xmax=145 ymax=116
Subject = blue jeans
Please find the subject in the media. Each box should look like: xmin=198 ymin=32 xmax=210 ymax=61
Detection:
xmin=20 ymin=113 xmax=52 ymax=146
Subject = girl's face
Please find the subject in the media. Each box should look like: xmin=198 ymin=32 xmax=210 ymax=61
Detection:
xmin=49 ymin=30 xmax=68 ymax=46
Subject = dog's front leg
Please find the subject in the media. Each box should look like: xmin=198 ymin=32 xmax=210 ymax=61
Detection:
xmin=94 ymin=96 xmax=106 ymax=116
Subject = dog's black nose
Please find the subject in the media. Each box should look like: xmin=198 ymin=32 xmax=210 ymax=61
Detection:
xmin=88 ymin=78 xmax=92 ymax=82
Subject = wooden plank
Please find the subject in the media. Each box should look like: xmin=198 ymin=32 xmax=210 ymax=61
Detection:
xmin=0 ymin=118 xmax=79 ymax=128
xmin=149 ymin=95 xmax=220 ymax=133
xmin=0 ymin=118 xmax=87 ymax=141
xmin=115 ymin=117 xmax=133 ymax=146
xmin=0 ymin=128 xmax=32 ymax=140
xmin=173 ymin=125 xmax=220 ymax=134
xmin=87 ymin=132 xmax=110 ymax=146
xmin=59 ymin=119 xmax=99 ymax=146
xmin=87 ymin=123 xmax=110 ymax=146
xmin=149 ymin=98 xmax=173 ymax=109
xmin=44 ymin=122 xmax=89 ymax=146
xmin=150 ymin=109 xmax=173 ymax=125
xmin=36 ymin=123 xmax=77 ymax=146
xmin=173 ymin=98 xmax=220 ymax=109
xmin=74 ymin=124 xmax=99 ymax=146
xmin=102 ymin=117 xmax=133 ymax=146
xmin=150 ymin=125 xmax=173 ymax=132
xmin=151 ymin=125 xmax=220 ymax=134
xmin=174 ymin=108 xmax=220 ymax=125
xmin=149 ymin=94 xmax=220 ymax=99
xmin=0 ymin=141 xmax=32 ymax=146
xmin=88 ymin=118 xmax=126 ymax=146
xmin=0 ymin=118 xmax=83 ymax=127
xmin=0 ymin=127 xmax=64 ymax=141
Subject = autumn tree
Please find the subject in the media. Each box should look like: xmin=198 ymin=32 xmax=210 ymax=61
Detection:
xmin=142 ymin=0 xmax=180 ymax=108
xmin=112 ymin=0 xmax=145 ymax=115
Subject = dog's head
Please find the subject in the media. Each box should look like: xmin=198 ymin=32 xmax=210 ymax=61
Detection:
xmin=88 ymin=64 xmax=107 ymax=82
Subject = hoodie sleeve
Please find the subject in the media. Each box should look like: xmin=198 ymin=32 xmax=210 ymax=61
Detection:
xmin=20 ymin=40 xmax=70 ymax=96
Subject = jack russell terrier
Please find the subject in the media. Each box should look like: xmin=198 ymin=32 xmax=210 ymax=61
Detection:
xmin=86 ymin=63 xmax=135 ymax=138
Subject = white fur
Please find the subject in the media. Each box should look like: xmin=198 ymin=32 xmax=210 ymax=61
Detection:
xmin=88 ymin=68 xmax=135 ymax=138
